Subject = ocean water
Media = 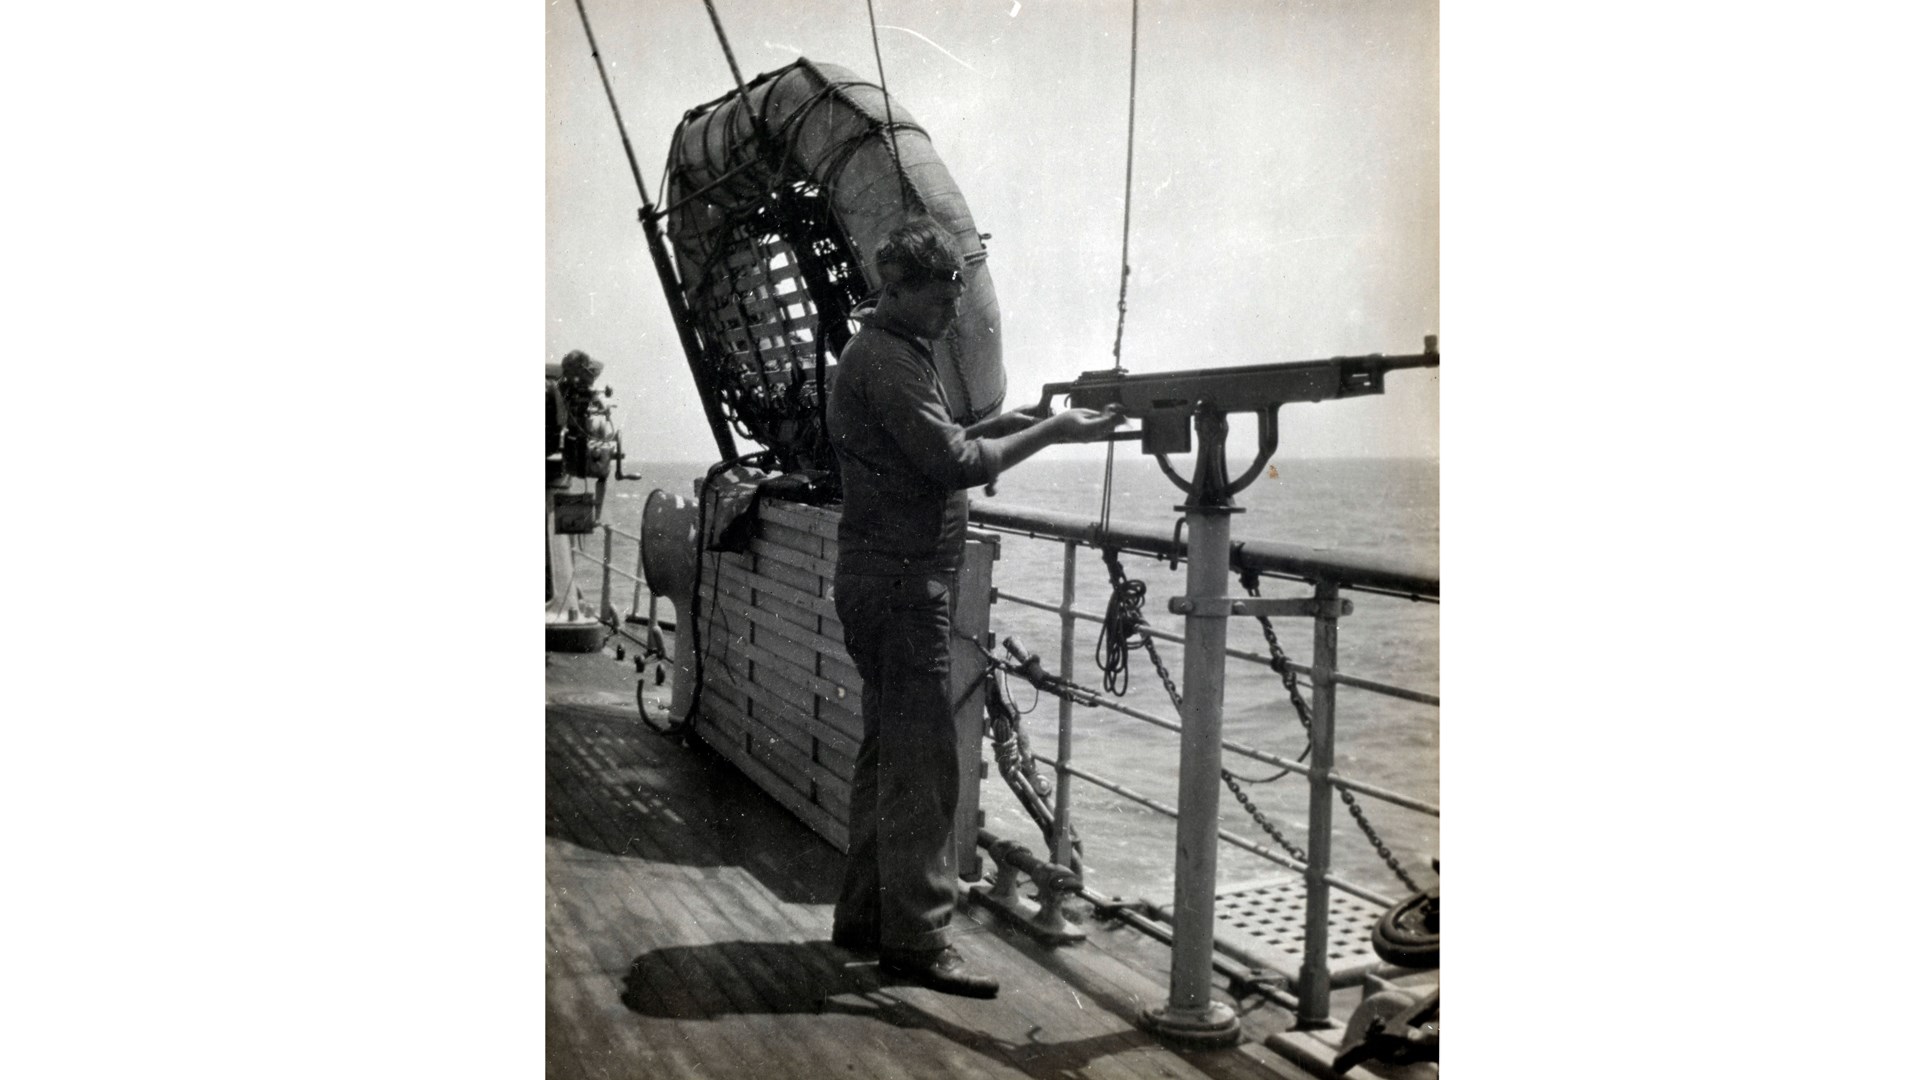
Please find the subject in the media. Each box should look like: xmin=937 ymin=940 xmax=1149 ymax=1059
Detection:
xmin=603 ymin=456 xmax=1438 ymax=903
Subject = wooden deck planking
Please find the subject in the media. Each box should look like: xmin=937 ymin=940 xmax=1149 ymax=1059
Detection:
xmin=548 ymin=858 xmax=746 ymax=1076
xmin=547 ymin=732 xmax=794 ymax=1077
xmin=546 ymin=883 xmax=693 ymax=1078
xmin=546 ymin=655 xmax=1324 ymax=1080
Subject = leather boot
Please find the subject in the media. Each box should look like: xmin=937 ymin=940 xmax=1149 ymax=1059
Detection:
xmin=878 ymin=945 xmax=999 ymax=999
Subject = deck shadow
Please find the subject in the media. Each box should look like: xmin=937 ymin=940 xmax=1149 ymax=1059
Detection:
xmin=621 ymin=940 xmax=1166 ymax=1080
xmin=546 ymin=705 xmax=843 ymax=905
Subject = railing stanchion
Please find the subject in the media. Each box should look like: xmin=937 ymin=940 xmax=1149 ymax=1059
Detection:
xmin=1295 ymin=577 xmax=1342 ymax=1029
xmin=1054 ymin=541 xmax=1078 ymax=869
xmin=600 ymin=525 xmax=616 ymax=624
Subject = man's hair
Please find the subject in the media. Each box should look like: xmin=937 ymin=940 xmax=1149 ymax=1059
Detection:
xmin=561 ymin=349 xmax=603 ymax=384
xmin=874 ymin=219 xmax=964 ymax=288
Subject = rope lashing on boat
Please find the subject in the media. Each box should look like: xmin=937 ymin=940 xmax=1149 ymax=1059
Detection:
xmin=674 ymin=38 xmax=865 ymax=468
xmin=664 ymin=54 xmax=960 ymax=467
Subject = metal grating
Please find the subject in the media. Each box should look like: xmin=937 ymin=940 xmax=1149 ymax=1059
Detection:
xmin=1205 ymin=877 xmax=1387 ymax=989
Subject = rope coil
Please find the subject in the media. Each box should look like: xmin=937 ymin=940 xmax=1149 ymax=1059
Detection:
xmin=1094 ymin=548 xmax=1149 ymax=695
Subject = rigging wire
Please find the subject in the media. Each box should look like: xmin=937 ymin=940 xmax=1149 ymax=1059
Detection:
xmin=864 ymin=0 xmax=916 ymax=212
xmin=1111 ymin=0 xmax=1142 ymax=371
xmin=572 ymin=0 xmax=656 ymax=209
xmin=1098 ymin=0 xmax=1143 ymax=544
xmin=701 ymin=0 xmax=751 ymax=97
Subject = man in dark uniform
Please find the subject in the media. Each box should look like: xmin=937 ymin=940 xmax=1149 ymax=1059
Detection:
xmin=826 ymin=220 xmax=1123 ymax=998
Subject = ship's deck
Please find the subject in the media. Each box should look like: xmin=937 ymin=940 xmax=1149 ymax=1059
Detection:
xmin=546 ymin=646 xmax=1420 ymax=1079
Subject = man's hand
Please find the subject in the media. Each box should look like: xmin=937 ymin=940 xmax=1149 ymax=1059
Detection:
xmin=1048 ymin=404 xmax=1127 ymax=443
xmin=979 ymin=404 xmax=1129 ymax=477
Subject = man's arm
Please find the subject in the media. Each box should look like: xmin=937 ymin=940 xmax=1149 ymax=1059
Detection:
xmin=964 ymin=403 xmax=1044 ymax=440
xmin=869 ymin=352 xmax=1125 ymax=489
xmin=975 ymin=406 xmax=1126 ymax=475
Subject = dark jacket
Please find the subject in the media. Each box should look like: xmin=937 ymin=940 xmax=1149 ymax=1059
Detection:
xmin=827 ymin=313 xmax=1003 ymax=575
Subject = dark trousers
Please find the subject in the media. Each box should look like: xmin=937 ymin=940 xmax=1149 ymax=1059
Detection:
xmin=831 ymin=570 xmax=960 ymax=954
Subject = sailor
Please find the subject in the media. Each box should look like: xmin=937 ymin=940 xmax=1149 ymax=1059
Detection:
xmin=557 ymin=349 xmax=635 ymax=519
xmin=826 ymin=219 xmax=1123 ymax=998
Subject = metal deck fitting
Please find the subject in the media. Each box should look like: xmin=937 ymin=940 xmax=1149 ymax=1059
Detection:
xmin=1209 ymin=878 xmax=1387 ymax=990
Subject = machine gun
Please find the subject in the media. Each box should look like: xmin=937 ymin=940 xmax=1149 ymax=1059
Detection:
xmin=1038 ymin=335 xmax=1438 ymax=457
xmin=1031 ymin=337 xmax=1438 ymax=1042
xmin=1036 ymin=335 xmax=1438 ymax=505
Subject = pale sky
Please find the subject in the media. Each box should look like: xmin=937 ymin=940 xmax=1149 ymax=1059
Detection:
xmin=546 ymin=0 xmax=1438 ymax=462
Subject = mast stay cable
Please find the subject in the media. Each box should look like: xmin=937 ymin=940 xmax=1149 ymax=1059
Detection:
xmin=571 ymin=0 xmax=737 ymax=460
xmin=573 ymin=0 xmax=655 ymax=207
xmin=864 ymin=0 xmax=917 ymax=212
xmin=1099 ymin=0 xmax=1143 ymax=544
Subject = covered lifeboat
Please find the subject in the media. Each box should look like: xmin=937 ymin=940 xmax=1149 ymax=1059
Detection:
xmin=664 ymin=58 xmax=1005 ymax=472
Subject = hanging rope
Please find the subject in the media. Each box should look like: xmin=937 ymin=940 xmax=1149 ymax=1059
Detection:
xmin=864 ymin=0 xmax=916 ymax=212
xmin=1094 ymin=548 xmax=1148 ymax=695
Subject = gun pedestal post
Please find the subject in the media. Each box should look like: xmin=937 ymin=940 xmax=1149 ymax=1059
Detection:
xmin=1140 ymin=405 xmax=1245 ymax=1049
xmin=1058 ymin=341 xmax=1435 ymax=1044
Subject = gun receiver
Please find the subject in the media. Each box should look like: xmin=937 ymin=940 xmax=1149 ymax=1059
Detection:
xmin=1038 ymin=335 xmax=1438 ymax=456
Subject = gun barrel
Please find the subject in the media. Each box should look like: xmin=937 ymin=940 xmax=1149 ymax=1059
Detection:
xmin=1037 ymin=339 xmax=1436 ymax=423
xmin=1059 ymin=349 xmax=1434 ymax=415
xmin=1365 ymin=351 xmax=1441 ymax=373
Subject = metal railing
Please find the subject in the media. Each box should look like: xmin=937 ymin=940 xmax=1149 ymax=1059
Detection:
xmin=566 ymin=522 xmax=663 ymax=640
xmin=969 ymin=500 xmax=1439 ymax=1028
xmin=563 ymin=499 xmax=1436 ymax=1028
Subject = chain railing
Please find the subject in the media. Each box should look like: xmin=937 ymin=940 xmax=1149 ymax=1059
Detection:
xmin=969 ymin=500 xmax=1438 ymax=1026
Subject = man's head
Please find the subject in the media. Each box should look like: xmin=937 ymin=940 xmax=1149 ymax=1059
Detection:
xmin=875 ymin=220 xmax=967 ymax=339
xmin=561 ymin=349 xmax=604 ymax=386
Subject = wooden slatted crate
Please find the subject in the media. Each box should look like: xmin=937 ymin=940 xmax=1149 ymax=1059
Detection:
xmin=692 ymin=498 xmax=995 ymax=880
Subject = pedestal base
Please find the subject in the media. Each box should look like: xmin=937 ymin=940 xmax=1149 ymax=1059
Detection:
xmin=1139 ymin=1000 xmax=1241 ymax=1048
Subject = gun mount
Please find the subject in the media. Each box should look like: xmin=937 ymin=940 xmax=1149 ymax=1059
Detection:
xmin=1038 ymin=335 xmax=1438 ymax=509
